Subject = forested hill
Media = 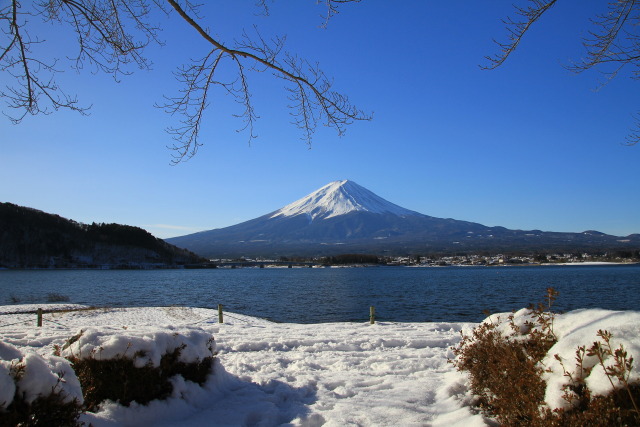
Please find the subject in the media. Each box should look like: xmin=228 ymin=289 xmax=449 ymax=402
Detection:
xmin=0 ymin=202 xmax=206 ymax=268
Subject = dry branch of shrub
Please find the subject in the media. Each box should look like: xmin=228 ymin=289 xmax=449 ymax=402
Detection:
xmin=66 ymin=344 xmax=213 ymax=411
xmin=58 ymin=330 xmax=216 ymax=411
xmin=451 ymin=287 xmax=640 ymax=426
xmin=0 ymin=357 xmax=82 ymax=426
xmin=0 ymin=385 xmax=82 ymax=426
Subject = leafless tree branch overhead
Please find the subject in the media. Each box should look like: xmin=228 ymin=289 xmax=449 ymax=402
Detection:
xmin=0 ymin=0 xmax=370 ymax=163
xmin=482 ymin=0 xmax=559 ymax=71
xmin=161 ymin=0 xmax=370 ymax=163
xmin=0 ymin=0 xmax=163 ymax=122
xmin=486 ymin=0 xmax=640 ymax=145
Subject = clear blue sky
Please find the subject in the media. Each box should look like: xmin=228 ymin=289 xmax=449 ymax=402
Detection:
xmin=1 ymin=1 xmax=639 ymax=238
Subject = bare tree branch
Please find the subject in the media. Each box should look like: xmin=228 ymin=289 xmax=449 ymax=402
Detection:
xmin=486 ymin=0 xmax=640 ymax=145
xmin=319 ymin=0 xmax=362 ymax=28
xmin=0 ymin=0 xmax=370 ymax=162
xmin=41 ymin=0 xmax=157 ymax=77
xmin=161 ymin=0 xmax=371 ymax=163
xmin=0 ymin=0 xmax=163 ymax=122
xmin=0 ymin=0 xmax=87 ymax=122
xmin=568 ymin=1 xmax=640 ymax=79
xmin=482 ymin=0 xmax=558 ymax=70
xmin=254 ymin=0 xmax=362 ymax=25
xmin=627 ymin=112 xmax=640 ymax=146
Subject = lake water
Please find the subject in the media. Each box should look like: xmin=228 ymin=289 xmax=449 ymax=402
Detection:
xmin=0 ymin=265 xmax=638 ymax=323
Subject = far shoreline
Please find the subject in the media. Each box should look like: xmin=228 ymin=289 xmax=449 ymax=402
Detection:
xmin=0 ymin=261 xmax=638 ymax=271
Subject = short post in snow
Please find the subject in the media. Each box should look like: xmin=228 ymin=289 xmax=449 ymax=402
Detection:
xmin=37 ymin=308 xmax=43 ymax=327
xmin=218 ymin=304 xmax=224 ymax=324
xmin=370 ymin=306 xmax=375 ymax=324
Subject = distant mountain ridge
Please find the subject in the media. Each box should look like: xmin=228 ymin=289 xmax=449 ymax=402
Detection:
xmin=0 ymin=202 xmax=205 ymax=268
xmin=166 ymin=180 xmax=640 ymax=258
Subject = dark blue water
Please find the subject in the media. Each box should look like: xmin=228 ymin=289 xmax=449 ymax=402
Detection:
xmin=0 ymin=265 xmax=638 ymax=323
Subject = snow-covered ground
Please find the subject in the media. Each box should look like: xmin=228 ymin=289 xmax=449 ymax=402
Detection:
xmin=1 ymin=304 xmax=638 ymax=426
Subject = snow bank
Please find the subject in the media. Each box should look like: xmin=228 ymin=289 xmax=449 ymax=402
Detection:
xmin=0 ymin=340 xmax=82 ymax=409
xmin=542 ymin=309 xmax=640 ymax=410
xmin=0 ymin=360 xmax=14 ymax=409
xmin=18 ymin=352 xmax=83 ymax=405
xmin=0 ymin=340 xmax=21 ymax=360
xmin=1 ymin=304 xmax=638 ymax=426
xmin=61 ymin=326 xmax=215 ymax=367
xmin=0 ymin=341 xmax=20 ymax=409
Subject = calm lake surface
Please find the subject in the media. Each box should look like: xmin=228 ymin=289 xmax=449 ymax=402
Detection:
xmin=0 ymin=265 xmax=638 ymax=323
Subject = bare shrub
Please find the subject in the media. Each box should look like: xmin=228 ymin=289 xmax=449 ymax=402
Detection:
xmin=452 ymin=315 xmax=553 ymax=424
xmin=0 ymin=386 xmax=82 ymax=426
xmin=67 ymin=345 xmax=213 ymax=411
xmin=61 ymin=330 xmax=216 ymax=411
xmin=451 ymin=288 xmax=640 ymax=426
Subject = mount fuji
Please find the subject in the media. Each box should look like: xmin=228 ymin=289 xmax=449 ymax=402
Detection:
xmin=166 ymin=180 xmax=640 ymax=258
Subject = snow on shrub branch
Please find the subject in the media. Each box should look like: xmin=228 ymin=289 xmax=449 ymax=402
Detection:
xmin=59 ymin=326 xmax=216 ymax=367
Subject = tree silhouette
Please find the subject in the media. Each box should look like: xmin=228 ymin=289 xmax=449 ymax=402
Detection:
xmin=0 ymin=0 xmax=370 ymax=163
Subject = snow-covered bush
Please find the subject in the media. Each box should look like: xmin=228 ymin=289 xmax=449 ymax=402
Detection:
xmin=451 ymin=308 xmax=555 ymax=424
xmin=452 ymin=289 xmax=640 ymax=426
xmin=59 ymin=326 xmax=216 ymax=410
xmin=0 ymin=341 xmax=83 ymax=426
xmin=541 ymin=311 xmax=640 ymax=425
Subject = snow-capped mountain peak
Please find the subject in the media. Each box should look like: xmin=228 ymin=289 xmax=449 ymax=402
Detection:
xmin=270 ymin=180 xmax=419 ymax=221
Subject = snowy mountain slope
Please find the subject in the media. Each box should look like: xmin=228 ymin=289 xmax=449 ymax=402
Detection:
xmin=271 ymin=180 xmax=420 ymax=221
xmin=165 ymin=181 xmax=640 ymax=258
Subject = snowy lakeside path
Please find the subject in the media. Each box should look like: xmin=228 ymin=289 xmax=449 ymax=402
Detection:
xmin=208 ymin=319 xmax=479 ymax=426
xmin=0 ymin=306 xmax=484 ymax=426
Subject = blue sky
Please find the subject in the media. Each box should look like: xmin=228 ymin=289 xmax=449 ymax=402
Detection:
xmin=1 ymin=1 xmax=639 ymax=239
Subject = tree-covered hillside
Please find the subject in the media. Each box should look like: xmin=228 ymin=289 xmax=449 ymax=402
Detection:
xmin=0 ymin=203 xmax=205 ymax=268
